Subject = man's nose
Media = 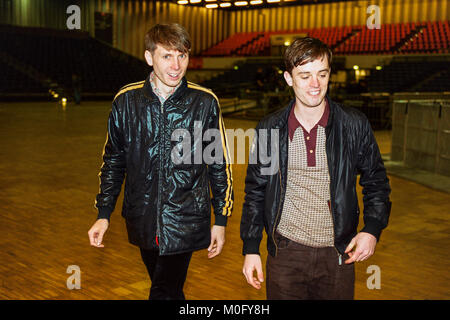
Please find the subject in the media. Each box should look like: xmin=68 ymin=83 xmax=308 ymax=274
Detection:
xmin=171 ymin=58 xmax=180 ymax=70
xmin=310 ymin=76 xmax=320 ymax=87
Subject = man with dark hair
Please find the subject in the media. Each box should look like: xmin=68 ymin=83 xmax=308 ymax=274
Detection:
xmin=88 ymin=23 xmax=233 ymax=300
xmin=241 ymin=37 xmax=391 ymax=299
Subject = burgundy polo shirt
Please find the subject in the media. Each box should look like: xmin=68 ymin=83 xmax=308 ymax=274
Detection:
xmin=288 ymin=100 xmax=330 ymax=167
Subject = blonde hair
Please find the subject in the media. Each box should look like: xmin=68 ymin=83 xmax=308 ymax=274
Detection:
xmin=144 ymin=23 xmax=191 ymax=53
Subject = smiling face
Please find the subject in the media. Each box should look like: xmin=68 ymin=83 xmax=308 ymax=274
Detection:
xmin=144 ymin=44 xmax=189 ymax=96
xmin=284 ymin=55 xmax=330 ymax=109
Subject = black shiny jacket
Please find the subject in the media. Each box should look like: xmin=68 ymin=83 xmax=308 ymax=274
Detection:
xmin=95 ymin=76 xmax=233 ymax=255
xmin=241 ymin=97 xmax=391 ymax=256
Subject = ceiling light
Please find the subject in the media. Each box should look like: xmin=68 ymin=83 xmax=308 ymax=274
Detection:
xmin=267 ymin=0 xmax=281 ymax=3
xmin=250 ymin=0 xmax=263 ymax=4
xmin=190 ymin=0 xmax=201 ymax=3
xmin=219 ymin=2 xmax=231 ymax=7
xmin=353 ymin=65 xmax=359 ymax=70
xmin=206 ymin=3 xmax=218 ymax=8
xmin=177 ymin=0 xmax=188 ymax=4
xmin=205 ymin=0 xmax=216 ymax=2
xmin=234 ymin=1 xmax=248 ymax=6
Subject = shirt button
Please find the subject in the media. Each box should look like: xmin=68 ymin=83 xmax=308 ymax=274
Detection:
xmin=306 ymin=136 xmax=310 ymax=140
xmin=310 ymin=149 xmax=314 ymax=153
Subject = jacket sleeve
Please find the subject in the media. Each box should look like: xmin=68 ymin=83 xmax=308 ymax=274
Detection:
xmin=94 ymin=99 xmax=126 ymax=221
xmin=206 ymin=97 xmax=234 ymax=227
xmin=357 ymin=116 xmax=392 ymax=241
xmin=240 ymin=121 xmax=269 ymax=255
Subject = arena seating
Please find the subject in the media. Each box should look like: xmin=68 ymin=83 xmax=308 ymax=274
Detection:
xmin=0 ymin=61 xmax=47 ymax=94
xmin=0 ymin=25 xmax=149 ymax=97
xmin=202 ymin=32 xmax=264 ymax=56
xmin=201 ymin=21 xmax=449 ymax=56
xmin=1 ymin=21 xmax=448 ymax=99
xmin=413 ymin=68 xmax=450 ymax=92
xmin=400 ymin=21 xmax=449 ymax=53
xmin=367 ymin=56 xmax=450 ymax=93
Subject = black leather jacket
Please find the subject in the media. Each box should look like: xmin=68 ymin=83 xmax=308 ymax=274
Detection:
xmin=95 ymin=76 xmax=233 ymax=255
xmin=241 ymin=97 xmax=391 ymax=256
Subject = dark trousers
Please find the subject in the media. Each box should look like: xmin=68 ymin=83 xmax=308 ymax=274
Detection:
xmin=266 ymin=233 xmax=355 ymax=300
xmin=139 ymin=248 xmax=193 ymax=300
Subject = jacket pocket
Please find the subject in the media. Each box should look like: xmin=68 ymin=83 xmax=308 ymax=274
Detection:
xmin=193 ymin=187 xmax=210 ymax=217
xmin=122 ymin=190 xmax=148 ymax=218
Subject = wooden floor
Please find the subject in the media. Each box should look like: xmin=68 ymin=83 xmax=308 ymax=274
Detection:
xmin=0 ymin=101 xmax=449 ymax=300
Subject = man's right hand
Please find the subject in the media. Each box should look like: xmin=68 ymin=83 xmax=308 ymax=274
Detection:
xmin=242 ymin=254 xmax=264 ymax=290
xmin=88 ymin=219 xmax=109 ymax=248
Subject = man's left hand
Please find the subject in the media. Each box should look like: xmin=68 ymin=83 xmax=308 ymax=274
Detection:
xmin=344 ymin=232 xmax=377 ymax=264
xmin=208 ymin=225 xmax=225 ymax=259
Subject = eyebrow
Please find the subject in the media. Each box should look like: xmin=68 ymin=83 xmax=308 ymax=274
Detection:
xmin=298 ymin=69 xmax=330 ymax=74
xmin=161 ymin=51 xmax=186 ymax=57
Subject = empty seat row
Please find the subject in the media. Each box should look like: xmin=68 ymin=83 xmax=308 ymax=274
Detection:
xmin=201 ymin=21 xmax=449 ymax=56
xmin=1 ymin=26 xmax=150 ymax=95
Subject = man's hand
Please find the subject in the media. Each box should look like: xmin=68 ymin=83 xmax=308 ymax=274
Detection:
xmin=344 ymin=232 xmax=377 ymax=264
xmin=243 ymin=254 xmax=264 ymax=290
xmin=208 ymin=225 xmax=225 ymax=259
xmin=88 ymin=219 xmax=109 ymax=248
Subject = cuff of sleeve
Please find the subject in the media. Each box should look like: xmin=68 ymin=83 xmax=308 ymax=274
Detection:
xmin=360 ymin=217 xmax=384 ymax=241
xmin=214 ymin=214 xmax=228 ymax=227
xmin=97 ymin=207 xmax=112 ymax=222
xmin=242 ymin=239 xmax=261 ymax=256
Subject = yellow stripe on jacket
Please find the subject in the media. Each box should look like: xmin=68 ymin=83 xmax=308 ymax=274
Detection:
xmin=113 ymin=81 xmax=145 ymax=101
xmin=187 ymin=82 xmax=233 ymax=216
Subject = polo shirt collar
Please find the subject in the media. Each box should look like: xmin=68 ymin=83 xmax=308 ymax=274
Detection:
xmin=288 ymin=99 xmax=330 ymax=141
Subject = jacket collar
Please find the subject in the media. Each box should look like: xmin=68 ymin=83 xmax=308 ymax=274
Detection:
xmin=142 ymin=73 xmax=188 ymax=107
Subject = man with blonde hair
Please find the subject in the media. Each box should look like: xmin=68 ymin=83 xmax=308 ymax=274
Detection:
xmin=88 ymin=23 xmax=233 ymax=300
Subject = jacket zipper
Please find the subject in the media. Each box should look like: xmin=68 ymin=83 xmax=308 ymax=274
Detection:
xmin=325 ymin=123 xmax=342 ymax=266
xmin=272 ymin=167 xmax=283 ymax=257
xmin=156 ymin=101 xmax=164 ymax=250
xmin=329 ymin=194 xmax=342 ymax=265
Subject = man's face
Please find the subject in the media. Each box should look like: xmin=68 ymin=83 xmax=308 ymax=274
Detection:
xmin=145 ymin=44 xmax=189 ymax=92
xmin=284 ymin=56 xmax=330 ymax=109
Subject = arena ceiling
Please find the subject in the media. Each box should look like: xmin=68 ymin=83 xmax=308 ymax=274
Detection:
xmin=170 ymin=0 xmax=354 ymax=10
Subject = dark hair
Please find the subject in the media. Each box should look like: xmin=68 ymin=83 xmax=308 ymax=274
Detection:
xmin=284 ymin=37 xmax=332 ymax=74
xmin=144 ymin=23 xmax=191 ymax=53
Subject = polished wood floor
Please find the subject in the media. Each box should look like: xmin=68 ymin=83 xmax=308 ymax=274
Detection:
xmin=0 ymin=101 xmax=449 ymax=300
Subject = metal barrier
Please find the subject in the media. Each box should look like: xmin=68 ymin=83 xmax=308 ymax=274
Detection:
xmin=391 ymin=93 xmax=450 ymax=176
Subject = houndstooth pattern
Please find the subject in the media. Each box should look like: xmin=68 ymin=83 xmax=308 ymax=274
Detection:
xmin=277 ymin=126 xmax=334 ymax=248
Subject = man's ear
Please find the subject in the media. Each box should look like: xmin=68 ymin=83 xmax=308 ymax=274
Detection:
xmin=144 ymin=50 xmax=153 ymax=67
xmin=284 ymin=71 xmax=293 ymax=87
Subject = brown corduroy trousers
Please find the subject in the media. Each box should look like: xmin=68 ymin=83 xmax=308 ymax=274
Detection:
xmin=266 ymin=232 xmax=355 ymax=300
